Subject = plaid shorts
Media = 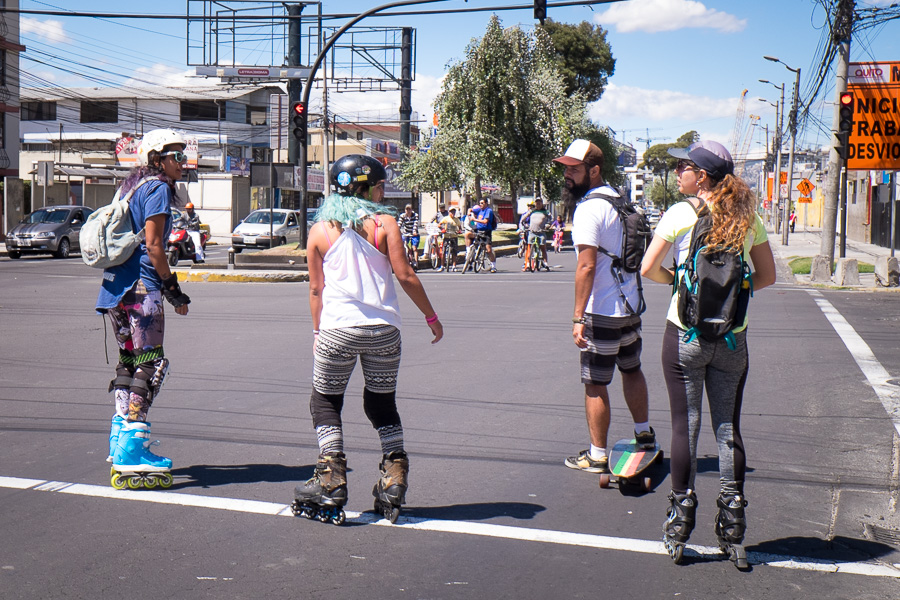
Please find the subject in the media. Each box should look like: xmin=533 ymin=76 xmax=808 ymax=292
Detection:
xmin=580 ymin=313 xmax=643 ymax=386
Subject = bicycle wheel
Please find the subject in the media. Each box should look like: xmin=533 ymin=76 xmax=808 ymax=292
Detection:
xmin=529 ymin=248 xmax=539 ymax=273
xmin=517 ymin=237 xmax=525 ymax=259
xmin=443 ymin=240 xmax=453 ymax=272
xmin=473 ymin=245 xmax=485 ymax=273
xmin=430 ymin=242 xmax=440 ymax=270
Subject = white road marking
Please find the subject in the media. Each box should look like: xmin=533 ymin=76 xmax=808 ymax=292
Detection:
xmin=808 ymin=290 xmax=900 ymax=436
xmin=1 ymin=475 xmax=898 ymax=578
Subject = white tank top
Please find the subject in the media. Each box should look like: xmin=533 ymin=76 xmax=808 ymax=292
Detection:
xmin=319 ymin=224 xmax=401 ymax=330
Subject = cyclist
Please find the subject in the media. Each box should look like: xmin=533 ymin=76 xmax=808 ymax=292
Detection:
xmin=398 ymin=204 xmax=420 ymax=266
xmin=523 ymin=198 xmax=550 ymax=271
xmin=470 ymin=199 xmax=497 ymax=273
xmin=551 ymin=214 xmax=565 ymax=252
xmin=438 ymin=207 xmax=463 ymax=271
xmin=424 ymin=204 xmax=448 ymax=261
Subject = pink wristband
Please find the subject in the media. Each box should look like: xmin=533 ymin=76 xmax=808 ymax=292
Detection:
xmin=425 ymin=313 xmax=439 ymax=324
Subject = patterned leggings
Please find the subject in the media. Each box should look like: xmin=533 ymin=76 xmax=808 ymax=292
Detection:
xmin=310 ymin=324 xmax=402 ymax=433
xmin=662 ymin=322 xmax=748 ymax=496
xmin=106 ymin=281 xmax=166 ymax=422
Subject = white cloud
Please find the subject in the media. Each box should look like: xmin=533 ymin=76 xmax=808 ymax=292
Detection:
xmin=21 ymin=17 xmax=69 ymax=44
xmin=595 ymin=0 xmax=747 ymax=34
xmin=124 ymin=64 xmax=221 ymax=88
xmin=590 ymin=83 xmax=740 ymax=123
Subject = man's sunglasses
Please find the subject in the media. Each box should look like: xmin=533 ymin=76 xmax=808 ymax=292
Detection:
xmin=160 ymin=150 xmax=187 ymax=164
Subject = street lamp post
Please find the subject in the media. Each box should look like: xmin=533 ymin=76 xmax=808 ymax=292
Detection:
xmin=758 ymin=80 xmax=784 ymax=232
xmin=765 ymin=56 xmax=801 ymax=247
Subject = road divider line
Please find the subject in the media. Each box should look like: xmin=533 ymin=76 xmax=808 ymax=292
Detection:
xmin=808 ymin=290 xmax=900 ymax=436
xmin=2 ymin=475 xmax=898 ymax=578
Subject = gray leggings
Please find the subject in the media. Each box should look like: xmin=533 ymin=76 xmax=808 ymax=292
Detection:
xmin=662 ymin=322 xmax=748 ymax=495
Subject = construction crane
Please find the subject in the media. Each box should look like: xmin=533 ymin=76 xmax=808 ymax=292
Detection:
xmin=619 ymin=127 xmax=662 ymax=146
xmin=728 ymin=90 xmax=749 ymax=156
xmin=636 ymin=128 xmax=670 ymax=156
xmin=736 ymin=114 xmax=760 ymax=176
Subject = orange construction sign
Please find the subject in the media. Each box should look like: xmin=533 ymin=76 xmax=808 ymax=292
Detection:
xmin=796 ymin=178 xmax=814 ymax=196
xmin=846 ymin=61 xmax=900 ymax=170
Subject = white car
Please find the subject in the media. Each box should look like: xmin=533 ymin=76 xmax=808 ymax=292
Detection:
xmin=231 ymin=208 xmax=301 ymax=253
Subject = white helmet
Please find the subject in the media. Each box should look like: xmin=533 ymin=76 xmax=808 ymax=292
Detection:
xmin=138 ymin=129 xmax=186 ymax=166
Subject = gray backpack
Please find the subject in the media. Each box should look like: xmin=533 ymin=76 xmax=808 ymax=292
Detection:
xmin=80 ymin=177 xmax=156 ymax=269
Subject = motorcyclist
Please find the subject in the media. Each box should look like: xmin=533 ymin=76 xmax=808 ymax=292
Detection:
xmin=176 ymin=202 xmax=205 ymax=263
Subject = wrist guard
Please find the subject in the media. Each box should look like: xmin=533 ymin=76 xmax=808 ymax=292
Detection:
xmin=161 ymin=274 xmax=191 ymax=308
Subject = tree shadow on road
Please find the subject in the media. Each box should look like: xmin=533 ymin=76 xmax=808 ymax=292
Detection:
xmin=170 ymin=463 xmax=314 ymax=489
xmin=403 ymin=502 xmax=545 ymax=521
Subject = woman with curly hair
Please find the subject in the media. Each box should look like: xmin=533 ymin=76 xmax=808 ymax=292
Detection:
xmin=640 ymin=140 xmax=776 ymax=567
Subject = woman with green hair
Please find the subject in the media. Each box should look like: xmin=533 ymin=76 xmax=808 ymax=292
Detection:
xmin=292 ymin=154 xmax=443 ymax=525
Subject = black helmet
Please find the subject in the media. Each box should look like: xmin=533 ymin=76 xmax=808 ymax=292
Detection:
xmin=330 ymin=154 xmax=387 ymax=196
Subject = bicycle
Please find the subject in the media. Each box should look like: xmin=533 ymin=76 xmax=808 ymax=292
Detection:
xmin=403 ymin=236 xmax=419 ymax=272
xmin=425 ymin=223 xmax=442 ymax=270
xmin=439 ymin=231 xmax=460 ymax=272
xmin=462 ymin=231 xmax=490 ymax=274
xmin=526 ymin=232 xmax=549 ymax=273
xmin=552 ymin=228 xmax=564 ymax=253
xmin=517 ymin=230 xmax=527 ymax=259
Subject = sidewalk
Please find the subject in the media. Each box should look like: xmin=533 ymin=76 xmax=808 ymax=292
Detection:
xmin=766 ymin=226 xmax=899 ymax=290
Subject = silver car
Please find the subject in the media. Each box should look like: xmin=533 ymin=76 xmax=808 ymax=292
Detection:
xmin=231 ymin=208 xmax=302 ymax=253
xmin=5 ymin=206 xmax=93 ymax=259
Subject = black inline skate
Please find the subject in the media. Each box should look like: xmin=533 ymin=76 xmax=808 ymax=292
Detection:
xmin=715 ymin=493 xmax=750 ymax=570
xmin=372 ymin=451 xmax=408 ymax=524
xmin=663 ymin=490 xmax=697 ymax=564
xmin=292 ymin=452 xmax=348 ymax=525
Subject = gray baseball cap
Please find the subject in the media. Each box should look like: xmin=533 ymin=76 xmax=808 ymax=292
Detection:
xmin=668 ymin=140 xmax=734 ymax=181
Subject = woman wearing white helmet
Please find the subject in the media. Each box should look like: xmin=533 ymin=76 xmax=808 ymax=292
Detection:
xmin=94 ymin=128 xmax=193 ymax=490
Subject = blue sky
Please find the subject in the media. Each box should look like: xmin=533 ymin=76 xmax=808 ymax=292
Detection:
xmin=18 ymin=0 xmax=899 ymax=157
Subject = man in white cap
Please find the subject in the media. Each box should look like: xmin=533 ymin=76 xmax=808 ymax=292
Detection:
xmin=553 ymin=139 xmax=654 ymax=475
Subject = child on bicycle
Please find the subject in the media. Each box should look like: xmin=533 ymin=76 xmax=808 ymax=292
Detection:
xmin=552 ymin=214 xmax=565 ymax=251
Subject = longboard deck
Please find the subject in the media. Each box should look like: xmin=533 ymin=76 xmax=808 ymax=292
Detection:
xmin=599 ymin=438 xmax=663 ymax=492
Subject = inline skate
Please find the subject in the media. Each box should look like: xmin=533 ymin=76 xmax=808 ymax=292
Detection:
xmin=109 ymin=421 xmax=174 ymax=489
xmin=715 ymin=493 xmax=750 ymax=570
xmin=372 ymin=451 xmax=408 ymax=524
xmin=292 ymin=452 xmax=348 ymax=525
xmin=107 ymin=414 xmax=125 ymax=464
xmin=663 ymin=490 xmax=697 ymax=564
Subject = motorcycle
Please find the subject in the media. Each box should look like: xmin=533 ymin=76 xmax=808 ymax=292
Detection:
xmin=166 ymin=226 xmax=209 ymax=266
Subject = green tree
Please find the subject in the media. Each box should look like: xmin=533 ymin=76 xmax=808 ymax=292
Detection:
xmin=395 ymin=133 xmax=464 ymax=194
xmin=542 ymin=19 xmax=615 ymax=103
xmin=400 ymin=16 xmax=584 ymax=206
xmin=639 ymin=130 xmax=697 ymax=207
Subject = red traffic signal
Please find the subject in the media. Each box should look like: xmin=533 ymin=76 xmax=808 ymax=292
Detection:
xmin=291 ymin=101 xmax=307 ymax=141
xmin=838 ymin=91 xmax=853 ymax=135
xmin=292 ymin=101 xmax=306 ymax=116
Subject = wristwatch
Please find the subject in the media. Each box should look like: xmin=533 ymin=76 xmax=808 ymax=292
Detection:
xmin=572 ymin=316 xmax=586 ymax=324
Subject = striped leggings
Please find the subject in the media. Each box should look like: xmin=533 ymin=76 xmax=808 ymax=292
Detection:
xmin=310 ymin=325 xmax=402 ymax=431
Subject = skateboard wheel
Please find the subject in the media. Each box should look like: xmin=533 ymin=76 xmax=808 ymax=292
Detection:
xmin=599 ymin=474 xmax=611 ymax=489
xmin=655 ymin=451 xmax=664 ymax=465
xmin=642 ymin=477 xmax=651 ymax=492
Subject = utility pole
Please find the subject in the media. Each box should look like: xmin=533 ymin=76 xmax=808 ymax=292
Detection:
xmin=760 ymin=81 xmax=784 ymax=232
xmin=782 ymin=65 xmax=800 ymax=247
xmin=813 ymin=0 xmax=854 ymax=280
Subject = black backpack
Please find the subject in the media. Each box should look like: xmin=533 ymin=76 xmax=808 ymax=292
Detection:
xmin=676 ymin=200 xmax=752 ymax=348
xmin=586 ymin=187 xmax=651 ymax=315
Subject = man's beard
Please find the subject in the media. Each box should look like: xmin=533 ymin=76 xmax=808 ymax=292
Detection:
xmin=561 ymin=177 xmax=592 ymax=213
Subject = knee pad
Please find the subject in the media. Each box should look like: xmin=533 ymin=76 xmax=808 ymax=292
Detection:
xmin=363 ymin=388 xmax=400 ymax=429
xmin=132 ymin=357 xmax=169 ymax=403
xmin=109 ymin=362 xmax=135 ymax=393
xmin=310 ymin=388 xmax=344 ymax=428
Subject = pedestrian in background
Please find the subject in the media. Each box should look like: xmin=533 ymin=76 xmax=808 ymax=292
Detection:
xmin=554 ymin=139 xmax=655 ymax=476
xmin=640 ymin=140 xmax=776 ymax=567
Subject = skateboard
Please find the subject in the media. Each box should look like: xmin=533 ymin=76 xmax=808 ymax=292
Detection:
xmin=599 ymin=438 xmax=663 ymax=492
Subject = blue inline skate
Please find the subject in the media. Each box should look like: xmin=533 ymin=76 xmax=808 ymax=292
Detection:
xmin=110 ymin=421 xmax=173 ymax=489
xmin=107 ymin=414 xmax=125 ymax=463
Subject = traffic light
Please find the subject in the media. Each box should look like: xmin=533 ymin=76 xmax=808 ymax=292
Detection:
xmin=835 ymin=92 xmax=853 ymax=160
xmin=534 ymin=0 xmax=546 ymax=25
xmin=291 ymin=101 xmax=307 ymax=143
xmin=838 ymin=92 xmax=853 ymax=135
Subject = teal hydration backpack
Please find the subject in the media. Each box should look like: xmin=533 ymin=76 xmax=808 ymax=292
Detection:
xmin=676 ymin=200 xmax=752 ymax=349
xmin=80 ymin=177 xmax=156 ymax=269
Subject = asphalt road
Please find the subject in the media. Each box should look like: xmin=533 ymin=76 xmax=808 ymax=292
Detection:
xmin=1 ymin=250 xmax=899 ymax=599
